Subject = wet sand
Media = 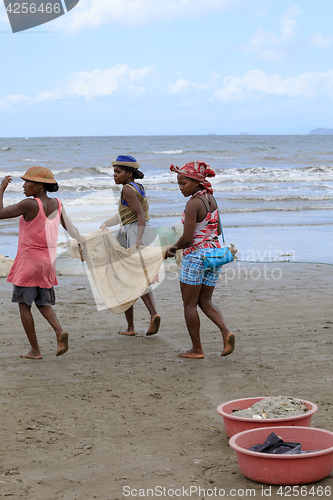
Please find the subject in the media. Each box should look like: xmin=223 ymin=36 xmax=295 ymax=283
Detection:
xmin=0 ymin=262 xmax=332 ymax=499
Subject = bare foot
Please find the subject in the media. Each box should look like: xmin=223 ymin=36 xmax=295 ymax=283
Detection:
xmin=221 ymin=332 xmax=235 ymax=357
xmin=20 ymin=350 xmax=42 ymax=360
xmin=119 ymin=328 xmax=136 ymax=336
xmin=146 ymin=314 xmax=161 ymax=336
xmin=56 ymin=331 xmax=69 ymax=356
xmin=178 ymin=349 xmax=204 ymax=359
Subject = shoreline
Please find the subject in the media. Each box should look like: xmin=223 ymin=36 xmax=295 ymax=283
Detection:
xmin=2 ymin=221 xmax=333 ymax=264
xmin=0 ymin=262 xmax=332 ymax=498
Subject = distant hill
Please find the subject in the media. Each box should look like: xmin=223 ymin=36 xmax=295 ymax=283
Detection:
xmin=308 ymin=128 xmax=333 ymax=135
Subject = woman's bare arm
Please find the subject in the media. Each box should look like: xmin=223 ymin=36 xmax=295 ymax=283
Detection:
xmin=165 ymin=198 xmax=200 ymax=258
xmin=100 ymin=213 xmax=120 ymax=230
xmin=0 ymin=176 xmax=38 ymax=220
xmin=60 ymin=206 xmax=85 ymax=244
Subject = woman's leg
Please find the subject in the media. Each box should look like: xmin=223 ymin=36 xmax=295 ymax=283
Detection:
xmin=37 ymin=305 xmax=68 ymax=356
xmin=141 ymin=291 xmax=161 ymax=336
xmin=19 ymin=303 xmax=42 ymax=359
xmin=120 ymin=306 xmax=136 ymax=336
xmin=198 ymin=284 xmax=235 ymax=356
xmin=119 ymin=306 xmax=136 ymax=336
xmin=179 ymin=282 xmax=204 ymax=358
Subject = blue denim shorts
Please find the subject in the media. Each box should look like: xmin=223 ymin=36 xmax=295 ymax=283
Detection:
xmin=180 ymin=250 xmax=222 ymax=286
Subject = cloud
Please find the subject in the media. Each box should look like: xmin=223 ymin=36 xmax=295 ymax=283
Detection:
xmin=309 ymin=31 xmax=333 ymax=48
xmin=5 ymin=65 xmax=333 ymax=109
xmin=59 ymin=0 xmax=234 ymax=33
xmin=280 ymin=6 xmax=300 ymax=41
xmin=214 ymin=69 xmax=333 ymax=102
xmin=243 ymin=5 xmax=300 ymax=62
xmin=167 ymin=78 xmax=210 ymax=94
xmin=243 ymin=27 xmax=284 ymax=62
xmin=5 ymin=64 xmax=153 ymax=104
xmin=0 ymin=3 xmax=9 ymax=25
xmin=167 ymin=79 xmax=191 ymax=94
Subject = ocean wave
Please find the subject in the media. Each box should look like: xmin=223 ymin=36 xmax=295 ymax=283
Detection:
xmin=0 ymin=183 xmax=25 ymax=194
xmin=212 ymin=165 xmax=333 ymax=183
xmin=63 ymin=190 xmax=118 ymax=206
xmin=150 ymin=212 xmax=183 ymax=218
xmin=212 ymin=156 xmax=237 ymax=159
xmin=135 ymin=205 xmax=331 ymax=215
xmin=96 ymin=166 xmax=113 ymax=175
xmin=154 ymin=150 xmax=183 ymax=154
xmin=65 ymin=215 xmax=99 ymax=222
xmin=3 ymin=165 xmax=333 ymax=199
xmin=218 ymin=205 xmax=333 ymax=213
xmin=0 ymin=168 xmax=74 ymax=180
xmin=226 ymin=195 xmax=333 ymax=202
xmin=3 ymin=165 xmax=333 ymax=190
xmin=0 ymin=169 xmax=25 ymax=177
xmin=213 ymin=185 xmax=263 ymax=193
xmin=59 ymin=177 xmax=115 ymax=191
xmin=52 ymin=168 xmax=74 ymax=175
xmin=1 ymin=147 xmax=10 ymax=151
xmin=140 ymin=166 xmax=333 ymax=185
xmin=21 ymin=158 xmax=36 ymax=162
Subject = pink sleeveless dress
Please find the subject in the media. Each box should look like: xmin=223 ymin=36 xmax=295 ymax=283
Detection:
xmin=7 ymin=198 xmax=62 ymax=288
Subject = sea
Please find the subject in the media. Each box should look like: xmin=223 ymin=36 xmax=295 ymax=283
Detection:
xmin=1 ymin=135 xmax=333 ymax=264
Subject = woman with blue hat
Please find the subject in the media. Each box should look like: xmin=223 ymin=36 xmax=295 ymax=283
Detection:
xmin=100 ymin=155 xmax=161 ymax=337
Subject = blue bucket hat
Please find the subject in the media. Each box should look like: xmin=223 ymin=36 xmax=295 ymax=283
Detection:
xmin=112 ymin=155 xmax=140 ymax=170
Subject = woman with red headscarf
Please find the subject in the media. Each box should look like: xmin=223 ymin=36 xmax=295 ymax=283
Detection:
xmin=165 ymin=161 xmax=235 ymax=359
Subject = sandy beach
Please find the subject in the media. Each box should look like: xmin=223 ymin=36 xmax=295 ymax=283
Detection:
xmin=0 ymin=260 xmax=332 ymax=499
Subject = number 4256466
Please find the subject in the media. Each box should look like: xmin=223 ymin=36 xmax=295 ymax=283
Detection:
xmin=6 ymin=3 xmax=62 ymax=14
xmin=276 ymin=485 xmax=331 ymax=496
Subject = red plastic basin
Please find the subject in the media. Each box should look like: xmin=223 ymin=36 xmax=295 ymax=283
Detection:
xmin=229 ymin=426 xmax=333 ymax=485
xmin=217 ymin=397 xmax=318 ymax=438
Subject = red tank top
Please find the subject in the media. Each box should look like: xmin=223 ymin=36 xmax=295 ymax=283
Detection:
xmin=7 ymin=198 xmax=62 ymax=288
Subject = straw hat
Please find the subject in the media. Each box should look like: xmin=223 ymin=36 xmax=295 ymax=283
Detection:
xmin=21 ymin=166 xmax=57 ymax=184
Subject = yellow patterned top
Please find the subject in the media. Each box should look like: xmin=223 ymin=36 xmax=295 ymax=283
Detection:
xmin=118 ymin=182 xmax=149 ymax=226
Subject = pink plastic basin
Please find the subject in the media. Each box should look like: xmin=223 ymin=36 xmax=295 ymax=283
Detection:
xmin=229 ymin=426 xmax=333 ymax=485
xmin=217 ymin=397 xmax=318 ymax=438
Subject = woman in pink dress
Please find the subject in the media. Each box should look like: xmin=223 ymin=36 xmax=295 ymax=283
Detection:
xmin=0 ymin=167 xmax=85 ymax=360
xmin=165 ymin=161 xmax=235 ymax=359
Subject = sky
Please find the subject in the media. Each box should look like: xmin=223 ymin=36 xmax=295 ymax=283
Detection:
xmin=0 ymin=0 xmax=333 ymax=136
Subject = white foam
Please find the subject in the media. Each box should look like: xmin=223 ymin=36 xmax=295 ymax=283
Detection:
xmin=153 ymin=150 xmax=183 ymax=154
xmin=212 ymin=165 xmax=333 ymax=183
xmin=63 ymin=190 xmax=118 ymax=207
xmin=0 ymin=170 xmax=26 ymax=177
xmin=218 ymin=205 xmax=333 ymax=213
xmin=97 ymin=167 xmax=114 ymax=175
xmin=53 ymin=168 xmax=74 ymax=175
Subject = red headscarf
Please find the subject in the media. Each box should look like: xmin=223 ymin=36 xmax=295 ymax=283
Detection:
xmin=170 ymin=161 xmax=215 ymax=194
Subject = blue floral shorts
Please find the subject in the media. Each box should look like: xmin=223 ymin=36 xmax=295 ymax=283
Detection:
xmin=180 ymin=250 xmax=222 ymax=286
